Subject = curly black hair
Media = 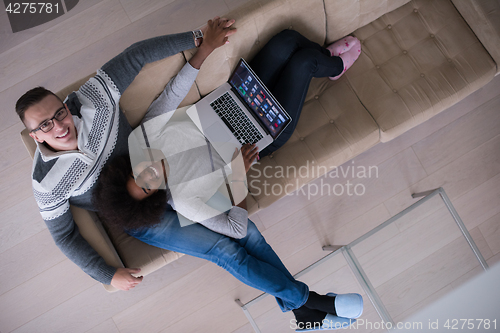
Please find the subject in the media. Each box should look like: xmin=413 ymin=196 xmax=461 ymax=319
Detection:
xmin=93 ymin=154 xmax=167 ymax=231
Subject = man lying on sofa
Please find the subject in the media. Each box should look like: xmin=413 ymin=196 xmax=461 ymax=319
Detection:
xmin=15 ymin=16 xmax=236 ymax=291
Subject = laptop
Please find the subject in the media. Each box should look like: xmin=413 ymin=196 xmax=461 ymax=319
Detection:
xmin=186 ymin=58 xmax=291 ymax=164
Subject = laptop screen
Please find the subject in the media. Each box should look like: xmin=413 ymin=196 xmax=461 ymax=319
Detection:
xmin=229 ymin=58 xmax=291 ymax=139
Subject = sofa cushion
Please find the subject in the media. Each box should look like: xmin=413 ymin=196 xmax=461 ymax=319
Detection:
xmin=119 ymin=53 xmax=201 ymax=128
xmin=347 ymin=0 xmax=496 ymax=142
xmin=324 ymin=0 xmax=411 ymax=44
xmin=70 ymin=207 xmax=125 ymax=292
xmin=246 ymin=76 xmax=380 ymax=211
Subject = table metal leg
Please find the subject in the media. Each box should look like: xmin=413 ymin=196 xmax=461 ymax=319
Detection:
xmin=235 ymin=299 xmax=261 ymax=333
xmin=411 ymin=188 xmax=489 ymax=271
xmin=342 ymin=247 xmax=395 ymax=329
xmin=322 ymin=245 xmax=343 ymax=252
xmin=437 ymin=188 xmax=489 ymax=271
xmin=412 ymin=189 xmax=439 ymax=198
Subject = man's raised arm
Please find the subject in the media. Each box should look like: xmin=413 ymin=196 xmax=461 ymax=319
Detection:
xmin=100 ymin=32 xmax=196 ymax=95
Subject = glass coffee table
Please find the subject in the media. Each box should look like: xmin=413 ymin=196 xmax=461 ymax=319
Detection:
xmin=235 ymin=188 xmax=488 ymax=332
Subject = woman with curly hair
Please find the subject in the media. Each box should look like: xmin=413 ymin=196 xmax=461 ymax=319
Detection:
xmin=94 ymin=26 xmax=364 ymax=331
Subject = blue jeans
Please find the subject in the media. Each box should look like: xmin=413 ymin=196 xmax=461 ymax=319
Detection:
xmin=126 ymin=30 xmax=341 ymax=312
xmin=249 ymin=29 xmax=343 ymax=156
xmin=127 ymin=208 xmax=308 ymax=312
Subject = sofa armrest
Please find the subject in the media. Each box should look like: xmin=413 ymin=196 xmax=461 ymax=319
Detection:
xmin=20 ymin=128 xmax=36 ymax=158
xmin=452 ymin=0 xmax=500 ymax=74
xmin=70 ymin=207 xmax=125 ymax=292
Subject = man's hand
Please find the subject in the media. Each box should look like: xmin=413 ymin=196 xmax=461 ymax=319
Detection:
xmin=199 ymin=17 xmax=237 ymax=52
xmin=110 ymin=268 xmax=143 ymax=291
xmin=189 ymin=17 xmax=236 ymax=69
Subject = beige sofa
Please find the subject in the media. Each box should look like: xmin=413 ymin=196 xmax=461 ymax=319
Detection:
xmin=21 ymin=0 xmax=500 ymax=292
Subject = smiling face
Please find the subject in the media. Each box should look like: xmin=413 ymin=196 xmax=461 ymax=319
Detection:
xmin=127 ymin=160 xmax=166 ymax=201
xmin=24 ymin=94 xmax=78 ymax=151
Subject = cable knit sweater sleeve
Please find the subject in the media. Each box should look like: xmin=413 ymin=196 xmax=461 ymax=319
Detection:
xmin=101 ymin=32 xmax=195 ymax=95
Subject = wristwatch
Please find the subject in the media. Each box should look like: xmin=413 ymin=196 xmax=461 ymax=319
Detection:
xmin=192 ymin=29 xmax=204 ymax=47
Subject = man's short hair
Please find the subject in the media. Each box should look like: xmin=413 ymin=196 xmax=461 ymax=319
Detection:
xmin=16 ymin=87 xmax=62 ymax=123
xmin=93 ymin=155 xmax=168 ymax=231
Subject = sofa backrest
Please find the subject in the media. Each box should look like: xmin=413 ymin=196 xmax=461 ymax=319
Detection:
xmin=451 ymin=0 xmax=500 ymax=74
xmin=190 ymin=0 xmax=327 ymax=97
xmin=324 ymin=0 xmax=411 ymax=43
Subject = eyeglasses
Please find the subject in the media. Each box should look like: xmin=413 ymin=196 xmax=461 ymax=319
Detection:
xmin=30 ymin=106 xmax=68 ymax=133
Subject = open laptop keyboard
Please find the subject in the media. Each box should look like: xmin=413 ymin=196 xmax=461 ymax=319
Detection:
xmin=210 ymin=92 xmax=264 ymax=145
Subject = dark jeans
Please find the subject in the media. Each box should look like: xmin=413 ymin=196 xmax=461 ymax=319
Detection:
xmin=249 ymin=29 xmax=343 ymax=156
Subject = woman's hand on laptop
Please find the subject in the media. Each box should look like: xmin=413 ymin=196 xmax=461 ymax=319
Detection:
xmin=231 ymin=143 xmax=259 ymax=176
xmin=231 ymin=144 xmax=257 ymax=211
xmin=241 ymin=143 xmax=259 ymax=173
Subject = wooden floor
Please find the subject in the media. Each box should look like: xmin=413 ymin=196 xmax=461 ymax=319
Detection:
xmin=1 ymin=0 xmax=499 ymax=332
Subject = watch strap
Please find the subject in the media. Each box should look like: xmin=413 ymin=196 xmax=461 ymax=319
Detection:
xmin=192 ymin=29 xmax=203 ymax=39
